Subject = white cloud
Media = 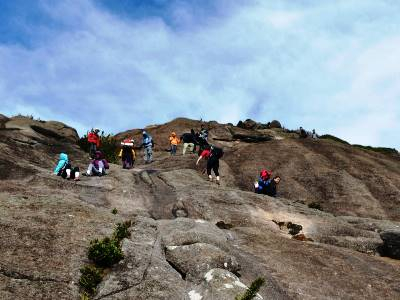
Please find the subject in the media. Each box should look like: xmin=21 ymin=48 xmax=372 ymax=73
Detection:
xmin=0 ymin=0 xmax=399 ymax=149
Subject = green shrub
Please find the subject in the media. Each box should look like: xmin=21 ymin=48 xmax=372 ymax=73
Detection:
xmin=111 ymin=208 xmax=118 ymax=215
xmin=308 ymin=202 xmax=323 ymax=211
xmin=319 ymin=134 xmax=349 ymax=145
xmin=113 ymin=221 xmax=132 ymax=243
xmin=88 ymin=237 xmax=124 ymax=268
xmin=235 ymin=277 xmax=265 ymax=300
xmin=79 ymin=265 xmax=103 ymax=295
xmin=352 ymin=144 xmax=398 ymax=155
xmin=78 ymin=132 xmax=119 ymax=163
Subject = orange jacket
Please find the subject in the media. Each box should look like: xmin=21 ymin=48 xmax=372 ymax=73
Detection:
xmin=169 ymin=133 xmax=180 ymax=145
xmin=88 ymin=132 xmax=100 ymax=147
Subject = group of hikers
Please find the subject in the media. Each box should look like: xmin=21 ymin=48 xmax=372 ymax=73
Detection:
xmin=53 ymin=125 xmax=281 ymax=196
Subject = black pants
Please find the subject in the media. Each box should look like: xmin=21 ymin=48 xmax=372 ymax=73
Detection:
xmin=89 ymin=143 xmax=97 ymax=158
xmin=207 ymin=157 xmax=219 ymax=176
xmin=60 ymin=164 xmax=80 ymax=179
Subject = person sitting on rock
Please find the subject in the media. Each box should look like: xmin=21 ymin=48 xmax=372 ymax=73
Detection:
xmin=87 ymin=128 xmax=101 ymax=158
xmin=53 ymin=153 xmax=80 ymax=181
xmin=119 ymin=138 xmax=136 ymax=169
xmin=255 ymin=174 xmax=281 ymax=197
xmin=169 ymin=132 xmax=180 ymax=156
xmin=85 ymin=151 xmax=109 ymax=176
xmin=196 ymin=145 xmax=224 ymax=185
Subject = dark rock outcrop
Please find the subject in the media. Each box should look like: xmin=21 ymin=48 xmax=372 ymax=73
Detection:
xmin=380 ymin=230 xmax=400 ymax=259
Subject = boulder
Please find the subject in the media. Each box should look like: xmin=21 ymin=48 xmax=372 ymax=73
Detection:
xmin=165 ymin=243 xmax=240 ymax=282
xmin=190 ymin=268 xmax=262 ymax=300
xmin=237 ymin=119 xmax=258 ymax=130
xmin=380 ymin=230 xmax=400 ymax=259
xmin=269 ymin=120 xmax=282 ymax=129
xmin=0 ymin=114 xmax=9 ymax=128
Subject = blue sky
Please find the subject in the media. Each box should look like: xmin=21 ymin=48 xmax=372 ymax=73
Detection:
xmin=0 ymin=0 xmax=399 ymax=148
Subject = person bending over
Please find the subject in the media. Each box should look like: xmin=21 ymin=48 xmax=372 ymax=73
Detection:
xmin=255 ymin=175 xmax=281 ymax=197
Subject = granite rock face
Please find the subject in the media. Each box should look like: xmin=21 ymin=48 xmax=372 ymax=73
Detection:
xmin=1 ymin=115 xmax=400 ymax=300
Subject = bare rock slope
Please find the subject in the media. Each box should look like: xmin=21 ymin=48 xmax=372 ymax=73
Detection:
xmin=1 ymin=116 xmax=400 ymax=300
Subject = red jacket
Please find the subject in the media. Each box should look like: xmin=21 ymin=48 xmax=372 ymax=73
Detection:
xmin=88 ymin=132 xmax=100 ymax=147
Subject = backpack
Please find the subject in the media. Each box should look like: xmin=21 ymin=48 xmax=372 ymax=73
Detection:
xmin=211 ymin=146 xmax=224 ymax=159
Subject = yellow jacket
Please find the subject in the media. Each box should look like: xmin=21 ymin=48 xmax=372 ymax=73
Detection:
xmin=118 ymin=148 xmax=136 ymax=159
xmin=169 ymin=133 xmax=180 ymax=145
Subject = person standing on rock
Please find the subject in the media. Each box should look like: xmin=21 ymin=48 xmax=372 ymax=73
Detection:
xmin=199 ymin=125 xmax=208 ymax=142
xmin=299 ymin=127 xmax=308 ymax=139
xmin=312 ymin=129 xmax=318 ymax=139
xmin=53 ymin=153 xmax=80 ymax=181
xmin=181 ymin=129 xmax=196 ymax=155
xmin=196 ymin=145 xmax=223 ymax=185
xmin=169 ymin=132 xmax=180 ymax=156
xmin=142 ymin=131 xmax=154 ymax=163
xmin=119 ymin=138 xmax=136 ymax=169
xmin=87 ymin=128 xmax=101 ymax=158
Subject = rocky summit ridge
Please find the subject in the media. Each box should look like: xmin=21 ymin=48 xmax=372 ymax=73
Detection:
xmin=0 ymin=115 xmax=399 ymax=300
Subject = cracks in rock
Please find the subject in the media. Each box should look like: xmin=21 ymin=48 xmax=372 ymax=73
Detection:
xmin=0 ymin=267 xmax=67 ymax=283
xmin=165 ymin=259 xmax=187 ymax=280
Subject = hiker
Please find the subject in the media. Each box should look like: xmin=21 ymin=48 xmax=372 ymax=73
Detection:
xmin=196 ymin=145 xmax=224 ymax=185
xmin=85 ymin=151 xmax=109 ymax=176
xmin=299 ymin=127 xmax=308 ymax=139
xmin=119 ymin=138 xmax=136 ymax=169
xmin=53 ymin=153 xmax=80 ymax=181
xmin=181 ymin=129 xmax=197 ymax=155
xmin=87 ymin=128 xmax=101 ymax=158
xmin=254 ymin=174 xmax=281 ymax=197
xmin=199 ymin=125 xmax=209 ymax=141
xmin=312 ymin=129 xmax=318 ymax=139
xmin=169 ymin=132 xmax=180 ymax=156
xmin=142 ymin=131 xmax=153 ymax=163
xmin=196 ymin=135 xmax=209 ymax=156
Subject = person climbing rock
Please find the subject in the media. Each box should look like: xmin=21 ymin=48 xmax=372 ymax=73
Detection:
xmin=196 ymin=145 xmax=224 ymax=185
xmin=299 ymin=127 xmax=308 ymax=139
xmin=87 ymin=128 xmax=101 ymax=158
xmin=53 ymin=153 xmax=80 ymax=181
xmin=255 ymin=174 xmax=281 ymax=197
xmin=181 ymin=129 xmax=196 ymax=155
xmin=85 ymin=151 xmax=109 ymax=176
xmin=169 ymin=132 xmax=180 ymax=156
xmin=142 ymin=131 xmax=153 ymax=163
xmin=199 ymin=125 xmax=208 ymax=142
xmin=119 ymin=138 xmax=136 ymax=169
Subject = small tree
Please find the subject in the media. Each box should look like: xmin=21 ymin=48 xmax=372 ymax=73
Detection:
xmin=78 ymin=131 xmax=119 ymax=163
xmin=235 ymin=277 xmax=265 ymax=300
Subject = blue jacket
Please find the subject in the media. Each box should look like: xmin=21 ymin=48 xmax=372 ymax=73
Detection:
xmin=54 ymin=153 xmax=68 ymax=174
xmin=255 ymin=178 xmax=277 ymax=197
xmin=142 ymin=133 xmax=153 ymax=148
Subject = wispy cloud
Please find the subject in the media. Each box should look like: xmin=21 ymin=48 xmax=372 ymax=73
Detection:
xmin=0 ymin=0 xmax=399 ymax=148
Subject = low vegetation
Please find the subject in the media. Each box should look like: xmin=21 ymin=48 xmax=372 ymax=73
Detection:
xmin=352 ymin=145 xmax=398 ymax=155
xmin=308 ymin=202 xmax=323 ymax=211
xmin=79 ymin=265 xmax=103 ymax=295
xmin=79 ymin=221 xmax=132 ymax=298
xmin=235 ymin=277 xmax=265 ymax=300
xmin=319 ymin=134 xmax=350 ymax=145
xmin=78 ymin=131 xmax=119 ymax=163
